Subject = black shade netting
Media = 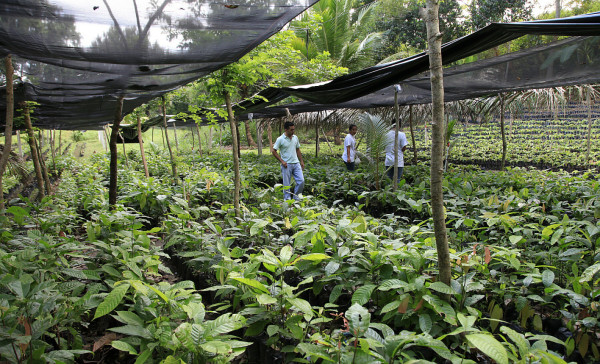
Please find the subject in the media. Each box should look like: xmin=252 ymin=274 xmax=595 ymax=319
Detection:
xmin=0 ymin=0 xmax=318 ymax=129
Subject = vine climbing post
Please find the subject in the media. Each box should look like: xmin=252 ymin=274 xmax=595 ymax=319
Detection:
xmin=422 ymin=0 xmax=451 ymax=289
xmin=0 ymin=55 xmax=14 ymax=213
xmin=109 ymin=95 xmax=124 ymax=208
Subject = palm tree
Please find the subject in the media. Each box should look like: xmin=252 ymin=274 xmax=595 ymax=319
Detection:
xmin=292 ymin=0 xmax=382 ymax=72
xmin=357 ymin=112 xmax=389 ymax=190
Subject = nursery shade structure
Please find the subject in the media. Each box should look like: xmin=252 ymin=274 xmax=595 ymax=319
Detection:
xmin=0 ymin=0 xmax=318 ymax=129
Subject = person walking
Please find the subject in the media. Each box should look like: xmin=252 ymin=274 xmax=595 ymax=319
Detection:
xmin=385 ymin=119 xmax=408 ymax=184
xmin=342 ymin=124 xmax=358 ymax=171
xmin=272 ymin=121 xmax=305 ymax=201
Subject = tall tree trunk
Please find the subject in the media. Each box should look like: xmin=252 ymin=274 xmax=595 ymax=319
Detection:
xmin=586 ymin=88 xmax=593 ymax=166
xmin=109 ymin=96 xmax=124 ymax=208
xmin=161 ymin=96 xmax=178 ymax=180
xmin=423 ymin=0 xmax=451 ymax=288
xmin=195 ymin=124 xmax=203 ymax=157
xmin=555 ymin=0 xmax=561 ymax=18
xmin=137 ymin=115 xmax=149 ymax=178
xmin=409 ymin=105 xmax=417 ymax=164
xmin=224 ymin=91 xmax=240 ymax=218
xmin=23 ymin=103 xmax=45 ymax=199
xmin=500 ymin=94 xmax=507 ymax=170
xmin=0 ymin=55 xmax=14 ymax=212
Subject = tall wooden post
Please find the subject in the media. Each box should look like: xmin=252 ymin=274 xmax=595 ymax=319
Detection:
xmin=161 ymin=96 xmax=177 ymax=180
xmin=119 ymin=132 xmax=129 ymax=168
xmin=409 ymin=105 xmax=417 ymax=164
xmin=23 ymin=103 xmax=45 ymax=199
xmin=137 ymin=115 xmax=149 ymax=178
xmin=109 ymin=96 xmax=124 ymax=208
xmin=586 ymin=88 xmax=593 ymax=166
xmin=315 ymin=115 xmax=320 ymax=158
xmin=500 ymin=94 xmax=507 ymax=170
xmin=224 ymin=91 xmax=240 ymax=218
xmin=35 ymin=137 xmax=51 ymax=195
xmin=0 ymin=55 xmax=14 ymax=212
xmin=393 ymin=86 xmax=400 ymax=191
xmin=195 ymin=124 xmax=203 ymax=156
xmin=17 ymin=131 xmax=23 ymax=157
xmin=423 ymin=0 xmax=451 ymax=289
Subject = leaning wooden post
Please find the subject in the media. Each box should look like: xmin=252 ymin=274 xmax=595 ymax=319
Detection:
xmin=50 ymin=129 xmax=56 ymax=172
xmin=161 ymin=96 xmax=178 ymax=180
xmin=422 ymin=0 xmax=451 ymax=289
xmin=35 ymin=136 xmax=52 ymax=195
xmin=409 ymin=105 xmax=417 ymax=164
xmin=172 ymin=119 xmax=179 ymax=152
xmin=22 ymin=103 xmax=45 ymax=199
xmin=0 ymin=55 xmax=15 ymax=212
xmin=119 ymin=131 xmax=129 ymax=168
xmin=137 ymin=115 xmax=149 ymax=178
xmin=109 ymin=95 xmax=124 ymax=208
xmin=315 ymin=114 xmax=320 ymax=157
xmin=224 ymin=90 xmax=240 ymax=218
xmin=17 ymin=131 xmax=23 ymax=157
xmin=393 ymin=85 xmax=401 ymax=191
xmin=195 ymin=124 xmax=203 ymax=156
xmin=586 ymin=88 xmax=593 ymax=166
xmin=500 ymin=94 xmax=507 ymax=170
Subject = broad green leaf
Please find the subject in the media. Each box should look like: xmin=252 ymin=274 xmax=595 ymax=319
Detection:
xmin=352 ymin=284 xmax=376 ymax=305
xmin=299 ymin=253 xmax=330 ymax=261
xmin=542 ymin=270 xmax=555 ymax=287
xmin=267 ymin=325 xmax=279 ymax=337
xmin=296 ymin=343 xmax=334 ymax=362
xmin=230 ymin=277 xmax=269 ymax=294
xmin=280 ymin=245 xmax=293 ymax=264
xmin=380 ymin=300 xmax=401 ymax=314
xmin=94 ymin=283 xmax=130 ymax=320
xmin=490 ymin=305 xmax=503 ymax=333
xmin=161 ymin=355 xmax=185 ymax=364
xmin=200 ymin=341 xmax=232 ymax=354
xmin=325 ymin=261 xmax=340 ymax=276
xmin=251 ymin=220 xmax=269 ymax=236
xmin=111 ymin=340 xmax=137 ymax=355
xmin=580 ymin=262 xmax=600 ymax=283
xmin=428 ymin=282 xmax=456 ymax=295
xmin=256 ymin=294 xmax=277 ymax=305
xmin=346 ymin=304 xmax=370 ymax=337
xmin=114 ymin=311 xmax=144 ymax=326
xmin=206 ymin=313 xmax=245 ymax=336
xmin=287 ymin=297 xmax=314 ymax=317
xmin=509 ymin=235 xmax=524 ymax=245
xmin=466 ymin=333 xmax=508 ymax=364
xmin=353 ymin=215 xmax=367 ymax=233
xmin=419 ymin=314 xmax=432 ymax=334
xmin=109 ymin=324 xmax=153 ymax=339
xmin=500 ymin=326 xmax=529 ymax=356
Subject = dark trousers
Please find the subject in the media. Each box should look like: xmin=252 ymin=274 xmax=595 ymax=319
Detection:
xmin=345 ymin=161 xmax=355 ymax=171
xmin=386 ymin=166 xmax=404 ymax=183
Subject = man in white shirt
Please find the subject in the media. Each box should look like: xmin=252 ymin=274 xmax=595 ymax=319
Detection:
xmin=384 ymin=119 xmax=408 ymax=184
xmin=272 ymin=121 xmax=305 ymax=200
xmin=342 ymin=124 xmax=358 ymax=171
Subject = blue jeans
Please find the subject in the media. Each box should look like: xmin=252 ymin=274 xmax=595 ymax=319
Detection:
xmin=386 ymin=166 xmax=403 ymax=184
xmin=281 ymin=163 xmax=305 ymax=200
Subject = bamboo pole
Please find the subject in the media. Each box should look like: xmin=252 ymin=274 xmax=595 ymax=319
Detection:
xmin=161 ymin=96 xmax=177 ymax=180
xmin=109 ymin=96 xmax=124 ymax=208
xmin=23 ymin=103 xmax=45 ymax=199
xmin=0 ymin=55 xmax=14 ymax=212
xmin=137 ymin=115 xmax=149 ymax=178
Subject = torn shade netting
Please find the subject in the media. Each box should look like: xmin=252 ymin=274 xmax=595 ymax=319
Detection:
xmin=0 ymin=0 xmax=318 ymax=129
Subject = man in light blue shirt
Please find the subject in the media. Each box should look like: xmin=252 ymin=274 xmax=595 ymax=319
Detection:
xmin=385 ymin=119 xmax=408 ymax=184
xmin=272 ymin=121 xmax=305 ymax=200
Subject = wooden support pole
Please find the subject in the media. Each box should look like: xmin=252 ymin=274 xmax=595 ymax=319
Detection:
xmin=0 ymin=55 xmax=14 ymax=212
xmin=161 ymin=96 xmax=177 ymax=180
xmin=393 ymin=86 xmax=400 ymax=191
xmin=196 ymin=124 xmax=203 ymax=157
xmin=409 ymin=105 xmax=417 ymax=164
xmin=109 ymin=95 xmax=124 ymax=208
xmin=119 ymin=131 xmax=129 ymax=168
xmin=500 ymin=94 xmax=507 ymax=170
xmin=137 ymin=115 xmax=149 ymax=178
xmin=23 ymin=103 xmax=45 ymax=199
xmin=587 ymin=88 xmax=593 ymax=166
xmin=224 ymin=90 xmax=240 ymax=218
xmin=35 ymin=136 xmax=51 ymax=195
